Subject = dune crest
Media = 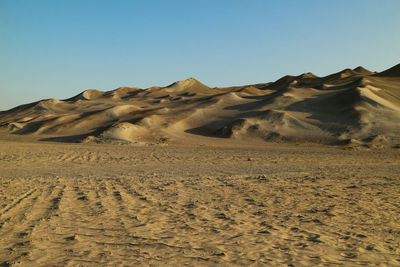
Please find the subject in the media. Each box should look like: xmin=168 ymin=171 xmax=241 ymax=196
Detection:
xmin=374 ymin=63 xmax=400 ymax=77
xmin=1 ymin=64 xmax=400 ymax=147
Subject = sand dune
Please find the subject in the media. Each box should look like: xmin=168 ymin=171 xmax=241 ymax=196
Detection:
xmin=1 ymin=64 xmax=400 ymax=147
xmin=1 ymin=65 xmax=400 ymax=265
xmin=374 ymin=63 xmax=400 ymax=77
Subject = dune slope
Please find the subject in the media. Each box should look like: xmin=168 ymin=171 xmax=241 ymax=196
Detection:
xmin=1 ymin=64 xmax=400 ymax=147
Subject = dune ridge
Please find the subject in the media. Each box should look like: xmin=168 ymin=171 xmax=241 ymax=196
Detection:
xmin=1 ymin=64 xmax=400 ymax=147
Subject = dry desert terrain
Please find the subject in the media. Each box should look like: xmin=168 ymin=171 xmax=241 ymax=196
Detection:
xmin=1 ymin=64 xmax=400 ymax=266
xmin=0 ymin=135 xmax=399 ymax=266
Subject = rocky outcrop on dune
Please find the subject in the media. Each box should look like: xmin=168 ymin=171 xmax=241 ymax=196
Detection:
xmin=1 ymin=64 xmax=400 ymax=147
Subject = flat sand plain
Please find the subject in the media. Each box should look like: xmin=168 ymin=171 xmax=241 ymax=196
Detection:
xmin=0 ymin=134 xmax=399 ymax=266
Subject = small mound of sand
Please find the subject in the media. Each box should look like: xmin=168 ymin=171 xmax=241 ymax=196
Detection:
xmin=100 ymin=122 xmax=150 ymax=142
xmin=353 ymin=66 xmax=373 ymax=75
xmin=298 ymin=72 xmax=318 ymax=79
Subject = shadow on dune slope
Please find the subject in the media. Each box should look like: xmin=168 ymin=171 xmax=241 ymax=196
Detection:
xmin=1 ymin=64 xmax=400 ymax=147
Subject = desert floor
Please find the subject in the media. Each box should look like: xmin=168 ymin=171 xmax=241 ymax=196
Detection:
xmin=0 ymin=135 xmax=399 ymax=266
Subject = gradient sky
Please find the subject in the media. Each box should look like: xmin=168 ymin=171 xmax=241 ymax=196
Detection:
xmin=1 ymin=0 xmax=399 ymax=110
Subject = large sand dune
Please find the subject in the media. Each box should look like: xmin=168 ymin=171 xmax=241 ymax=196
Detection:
xmin=1 ymin=65 xmax=400 ymax=266
xmin=2 ymin=64 xmax=400 ymax=147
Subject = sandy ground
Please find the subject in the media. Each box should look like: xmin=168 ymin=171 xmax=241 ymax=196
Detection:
xmin=0 ymin=135 xmax=399 ymax=266
xmin=1 ymin=61 xmax=399 ymax=266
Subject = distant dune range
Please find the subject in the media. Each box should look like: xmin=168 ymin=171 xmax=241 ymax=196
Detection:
xmin=1 ymin=64 xmax=400 ymax=147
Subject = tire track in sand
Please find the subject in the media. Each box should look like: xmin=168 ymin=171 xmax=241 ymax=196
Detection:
xmin=24 ymin=179 xmax=143 ymax=266
xmin=0 ymin=182 xmax=65 ymax=266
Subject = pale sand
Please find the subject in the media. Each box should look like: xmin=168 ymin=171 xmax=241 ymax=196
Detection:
xmin=0 ymin=135 xmax=399 ymax=266
xmin=1 ymin=64 xmax=400 ymax=266
xmin=1 ymin=64 xmax=400 ymax=148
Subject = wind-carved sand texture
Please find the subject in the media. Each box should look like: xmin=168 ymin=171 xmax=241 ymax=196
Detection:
xmin=0 ymin=64 xmax=399 ymax=266
xmin=1 ymin=64 xmax=400 ymax=147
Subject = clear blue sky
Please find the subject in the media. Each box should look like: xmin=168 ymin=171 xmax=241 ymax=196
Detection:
xmin=1 ymin=0 xmax=399 ymax=110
